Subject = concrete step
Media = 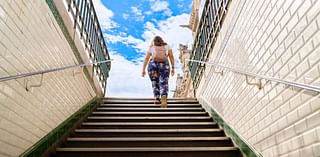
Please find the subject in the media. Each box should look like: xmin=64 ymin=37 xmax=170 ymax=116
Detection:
xmin=99 ymin=104 xmax=202 ymax=108
xmin=64 ymin=137 xmax=233 ymax=147
xmin=72 ymin=128 xmax=226 ymax=137
xmin=80 ymin=122 xmax=218 ymax=129
xmin=56 ymin=147 xmax=242 ymax=157
xmin=104 ymin=97 xmax=197 ymax=101
xmin=102 ymin=99 xmax=199 ymax=104
xmin=91 ymin=111 xmax=208 ymax=117
xmin=85 ymin=116 xmax=212 ymax=122
xmin=95 ymin=107 xmax=204 ymax=112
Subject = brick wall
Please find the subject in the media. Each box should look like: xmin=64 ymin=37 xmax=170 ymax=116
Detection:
xmin=197 ymin=0 xmax=320 ymax=156
xmin=0 ymin=1 xmax=96 ymax=156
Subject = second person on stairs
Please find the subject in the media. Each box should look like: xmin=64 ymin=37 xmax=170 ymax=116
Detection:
xmin=141 ymin=36 xmax=175 ymax=108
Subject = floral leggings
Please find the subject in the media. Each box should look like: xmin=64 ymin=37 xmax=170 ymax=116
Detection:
xmin=148 ymin=60 xmax=170 ymax=98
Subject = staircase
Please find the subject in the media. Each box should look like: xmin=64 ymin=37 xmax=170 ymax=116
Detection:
xmin=54 ymin=98 xmax=243 ymax=157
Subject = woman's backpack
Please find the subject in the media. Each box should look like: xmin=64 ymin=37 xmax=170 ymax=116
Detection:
xmin=151 ymin=45 xmax=168 ymax=62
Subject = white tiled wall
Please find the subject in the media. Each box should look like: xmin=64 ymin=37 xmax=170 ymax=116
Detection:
xmin=0 ymin=1 xmax=96 ymax=156
xmin=197 ymin=0 xmax=320 ymax=156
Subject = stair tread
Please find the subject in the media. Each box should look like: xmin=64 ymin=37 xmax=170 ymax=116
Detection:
xmin=67 ymin=137 xmax=229 ymax=141
xmin=92 ymin=112 xmax=207 ymax=114
xmin=75 ymin=128 xmax=222 ymax=132
xmin=56 ymin=147 xmax=238 ymax=152
xmin=96 ymin=108 xmax=203 ymax=110
xmin=87 ymin=116 xmax=211 ymax=120
xmin=82 ymin=122 xmax=216 ymax=125
xmin=100 ymin=104 xmax=201 ymax=106
xmin=104 ymin=99 xmax=198 ymax=102
xmin=105 ymin=97 xmax=197 ymax=101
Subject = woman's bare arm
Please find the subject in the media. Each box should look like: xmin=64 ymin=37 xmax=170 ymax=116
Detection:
xmin=168 ymin=49 xmax=175 ymax=76
xmin=142 ymin=52 xmax=151 ymax=77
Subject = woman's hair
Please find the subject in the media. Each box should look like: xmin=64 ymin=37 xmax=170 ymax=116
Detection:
xmin=153 ymin=36 xmax=167 ymax=46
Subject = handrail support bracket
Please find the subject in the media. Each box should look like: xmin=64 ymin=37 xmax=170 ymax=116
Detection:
xmin=25 ymin=74 xmax=44 ymax=92
xmin=213 ymin=68 xmax=224 ymax=76
xmin=245 ymin=75 xmax=262 ymax=90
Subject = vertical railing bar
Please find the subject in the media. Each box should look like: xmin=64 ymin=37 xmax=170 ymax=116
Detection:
xmin=65 ymin=0 xmax=111 ymax=95
xmin=73 ymin=0 xmax=80 ymax=29
xmin=78 ymin=0 xmax=85 ymax=37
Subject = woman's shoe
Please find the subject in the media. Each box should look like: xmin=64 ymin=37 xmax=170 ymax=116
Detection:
xmin=154 ymin=98 xmax=160 ymax=105
xmin=160 ymin=95 xmax=167 ymax=108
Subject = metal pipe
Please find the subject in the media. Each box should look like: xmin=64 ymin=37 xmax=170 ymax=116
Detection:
xmin=187 ymin=59 xmax=320 ymax=93
xmin=0 ymin=60 xmax=113 ymax=82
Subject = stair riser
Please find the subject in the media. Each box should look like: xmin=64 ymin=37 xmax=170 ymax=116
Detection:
xmin=95 ymin=109 xmax=205 ymax=112
xmin=71 ymin=132 xmax=226 ymax=137
xmin=80 ymin=124 xmax=218 ymax=129
xmin=56 ymin=151 xmax=241 ymax=157
xmin=99 ymin=105 xmax=202 ymax=108
xmin=84 ymin=119 xmax=213 ymax=122
xmin=65 ymin=140 xmax=234 ymax=147
xmin=90 ymin=113 xmax=209 ymax=117
xmin=102 ymin=101 xmax=199 ymax=104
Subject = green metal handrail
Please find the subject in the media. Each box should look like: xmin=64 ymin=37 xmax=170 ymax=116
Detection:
xmin=189 ymin=0 xmax=232 ymax=89
xmin=66 ymin=0 xmax=111 ymax=91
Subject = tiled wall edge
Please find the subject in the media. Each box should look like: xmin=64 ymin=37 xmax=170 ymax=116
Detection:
xmin=198 ymin=96 xmax=263 ymax=157
xmin=19 ymin=97 xmax=100 ymax=157
xmin=45 ymin=0 xmax=99 ymax=95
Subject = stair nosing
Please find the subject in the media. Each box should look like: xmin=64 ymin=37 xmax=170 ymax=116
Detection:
xmin=96 ymin=108 xmax=203 ymax=110
xmin=82 ymin=122 xmax=216 ymax=125
xmin=67 ymin=137 xmax=230 ymax=141
xmin=56 ymin=147 xmax=238 ymax=152
xmin=92 ymin=112 xmax=207 ymax=114
xmin=100 ymin=104 xmax=201 ymax=106
xmin=104 ymin=97 xmax=197 ymax=100
xmin=75 ymin=128 xmax=222 ymax=132
xmin=87 ymin=116 xmax=211 ymax=120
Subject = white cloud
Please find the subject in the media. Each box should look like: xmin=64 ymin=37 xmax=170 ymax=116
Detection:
xmin=150 ymin=0 xmax=172 ymax=16
xmin=140 ymin=14 xmax=193 ymax=55
xmin=131 ymin=6 xmax=144 ymax=21
xmin=144 ymin=11 xmax=153 ymax=15
xmin=122 ymin=13 xmax=129 ymax=19
xmin=151 ymin=0 xmax=169 ymax=12
xmin=163 ymin=9 xmax=173 ymax=16
xmin=92 ymin=0 xmax=118 ymax=29
xmin=106 ymin=51 xmax=153 ymax=97
xmin=104 ymin=34 xmax=145 ymax=52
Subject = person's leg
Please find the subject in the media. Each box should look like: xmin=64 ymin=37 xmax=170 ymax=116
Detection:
xmin=159 ymin=62 xmax=170 ymax=108
xmin=148 ymin=62 xmax=160 ymax=101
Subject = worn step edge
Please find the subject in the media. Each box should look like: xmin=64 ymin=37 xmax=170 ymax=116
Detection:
xmin=87 ymin=116 xmax=211 ymax=120
xmin=104 ymin=97 xmax=197 ymax=101
xmin=100 ymin=104 xmax=201 ymax=107
xmin=103 ymin=99 xmax=198 ymax=102
xmin=56 ymin=147 xmax=238 ymax=152
xmin=102 ymin=101 xmax=199 ymax=104
xmin=67 ymin=137 xmax=229 ymax=141
xmin=92 ymin=112 xmax=207 ymax=115
xmin=96 ymin=108 xmax=203 ymax=110
xmin=82 ymin=122 xmax=216 ymax=126
xmin=75 ymin=128 xmax=223 ymax=133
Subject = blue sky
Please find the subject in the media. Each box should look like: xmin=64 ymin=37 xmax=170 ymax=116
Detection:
xmin=93 ymin=0 xmax=193 ymax=97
